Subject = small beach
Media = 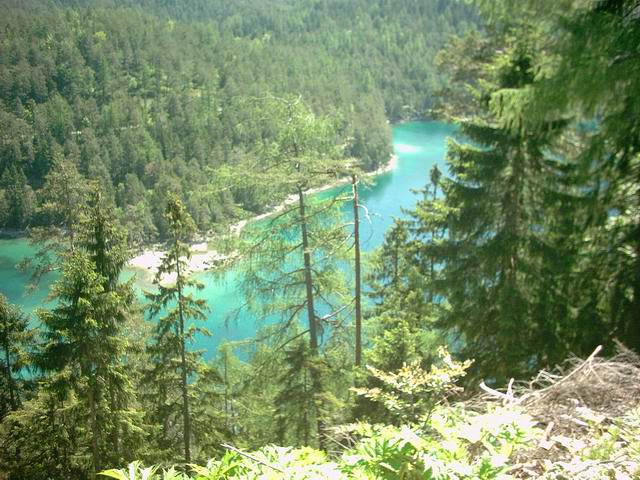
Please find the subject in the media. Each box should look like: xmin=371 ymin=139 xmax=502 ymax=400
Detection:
xmin=128 ymin=154 xmax=398 ymax=284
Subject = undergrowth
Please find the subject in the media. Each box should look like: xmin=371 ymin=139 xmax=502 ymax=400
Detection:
xmin=101 ymin=347 xmax=640 ymax=479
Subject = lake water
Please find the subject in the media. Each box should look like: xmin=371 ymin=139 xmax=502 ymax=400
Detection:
xmin=0 ymin=121 xmax=455 ymax=358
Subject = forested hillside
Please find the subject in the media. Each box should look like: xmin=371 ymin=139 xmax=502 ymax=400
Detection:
xmin=0 ymin=0 xmax=473 ymax=238
xmin=1 ymin=0 xmax=639 ymax=479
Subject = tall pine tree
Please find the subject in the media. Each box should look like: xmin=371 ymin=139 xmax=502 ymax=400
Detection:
xmin=239 ymin=96 xmax=351 ymax=448
xmin=143 ymin=194 xmax=209 ymax=464
xmin=433 ymin=35 xmax=576 ymax=383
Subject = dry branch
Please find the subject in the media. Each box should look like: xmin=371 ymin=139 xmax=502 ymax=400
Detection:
xmin=476 ymin=343 xmax=640 ymax=478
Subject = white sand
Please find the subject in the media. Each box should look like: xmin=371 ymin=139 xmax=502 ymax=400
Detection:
xmin=129 ymin=247 xmax=231 ymax=285
xmin=129 ymin=250 xmax=164 ymax=273
xmin=128 ymin=154 xmax=398 ymax=284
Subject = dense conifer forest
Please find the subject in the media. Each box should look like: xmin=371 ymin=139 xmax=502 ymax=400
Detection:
xmin=0 ymin=0 xmax=473 ymax=238
xmin=0 ymin=0 xmax=639 ymax=479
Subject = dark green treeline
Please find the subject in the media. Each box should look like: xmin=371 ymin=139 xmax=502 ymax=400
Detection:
xmin=0 ymin=0 xmax=474 ymax=240
xmin=367 ymin=0 xmax=640 ymax=386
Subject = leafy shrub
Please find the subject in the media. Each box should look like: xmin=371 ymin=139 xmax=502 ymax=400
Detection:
xmin=341 ymin=405 xmax=540 ymax=480
xmin=352 ymin=347 xmax=473 ymax=424
xmin=101 ymin=404 xmax=540 ymax=480
xmin=102 ymin=350 xmax=640 ymax=479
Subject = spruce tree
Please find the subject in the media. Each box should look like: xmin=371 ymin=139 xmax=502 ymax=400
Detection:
xmin=527 ymin=0 xmax=640 ymax=352
xmin=469 ymin=0 xmax=640 ymax=355
xmin=433 ymin=38 xmax=572 ymax=382
xmin=38 ymin=189 xmax=139 ymax=477
xmin=274 ymin=338 xmax=317 ymax=447
xmin=0 ymin=295 xmax=36 ymax=418
xmin=366 ymin=220 xmax=435 ymax=371
xmin=364 ymin=163 xmax=451 ymax=374
xmin=0 ymin=390 xmax=85 ymax=479
xmin=0 ymin=164 xmax=34 ymax=228
xmin=143 ymin=194 xmax=209 ymax=464
xmin=20 ymin=154 xmax=89 ymax=290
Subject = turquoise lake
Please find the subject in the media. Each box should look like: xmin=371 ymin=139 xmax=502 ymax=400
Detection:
xmin=0 ymin=121 xmax=456 ymax=358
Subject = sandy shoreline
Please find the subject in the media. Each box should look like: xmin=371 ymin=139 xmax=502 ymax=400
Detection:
xmin=128 ymin=242 xmax=230 ymax=284
xmin=128 ymin=154 xmax=398 ymax=283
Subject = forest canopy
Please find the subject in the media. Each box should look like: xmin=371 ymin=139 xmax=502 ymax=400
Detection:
xmin=0 ymin=0 xmax=474 ymax=240
xmin=1 ymin=0 xmax=639 ymax=479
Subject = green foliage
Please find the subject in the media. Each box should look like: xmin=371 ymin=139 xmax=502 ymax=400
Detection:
xmin=30 ymin=191 xmax=142 ymax=476
xmin=0 ymin=295 xmax=37 ymax=418
xmin=438 ymin=114 xmax=575 ymax=381
xmin=101 ymin=461 xmax=158 ymax=480
xmin=3 ymin=0 xmax=640 ymax=477
xmin=364 ymin=166 xmax=450 ymax=374
xmin=526 ymin=0 xmax=640 ymax=353
xmin=0 ymin=0 xmax=474 ymax=237
xmin=343 ymin=406 xmax=539 ymax=480
xmin=273 ymin=338 xmax=318 ymax=446
xmin=0 ymin=164 xmax=35 ymax=228
xmin=142 ymin=194 xmax=220 ymax=463
xmin=0 ymin=391 xmax=88 ymax=479
xmin=237 ymin=96 xmax=354 ymax=448
xmin=380 ymin=13 xmax=615 ymax=383
xmin=18 ymin=155 xmax=91 ymax=290
xmin=353 ymin=347 xmax=473 ymax=425
xmin=101 ymin=402 xmax=542 ymax=480
xmin=188 ymin=454 xmax=243 ymax=480
xmin=449 ymin=0 xmax=640 ymax=359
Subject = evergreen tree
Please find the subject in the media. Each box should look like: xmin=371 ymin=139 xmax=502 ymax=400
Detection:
xmin=274 ymin=338 xmax=317 ymax=447
xmin=0 ymin=164 xmax=35 ymax=228
xmin=188 ymin=362 xmax=228 ymax=459
xmin=20 ymin=155 xmax=89 ymax=290
xmin=365 ymin=166 xmax=450 ymax=373
xmin=366 ymin=220 xmax=435 ymax=372
xmin=38 ymin=154 xmax=88 ymax=251
xmin=524 ymin=0 xmax=640 ymax=352
xmin=143 ymin=194 xmax=209 ymax=464
xmin=37 ymin=189 xmax=140 ymax=477
xmin=0 ymin=390 xmax=85 ymax=479
xmin=0 ymin=295 xmax=36 ymax=418
xmin=217 ymin=335 xmax=286 ymax=450
xmin=467 ymin=0 xmax=640 ymax=356
xmin=239 ymin=96 xmax=351 ymax=448
xmin=432 ymin=37 xmax=573 ymax=383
